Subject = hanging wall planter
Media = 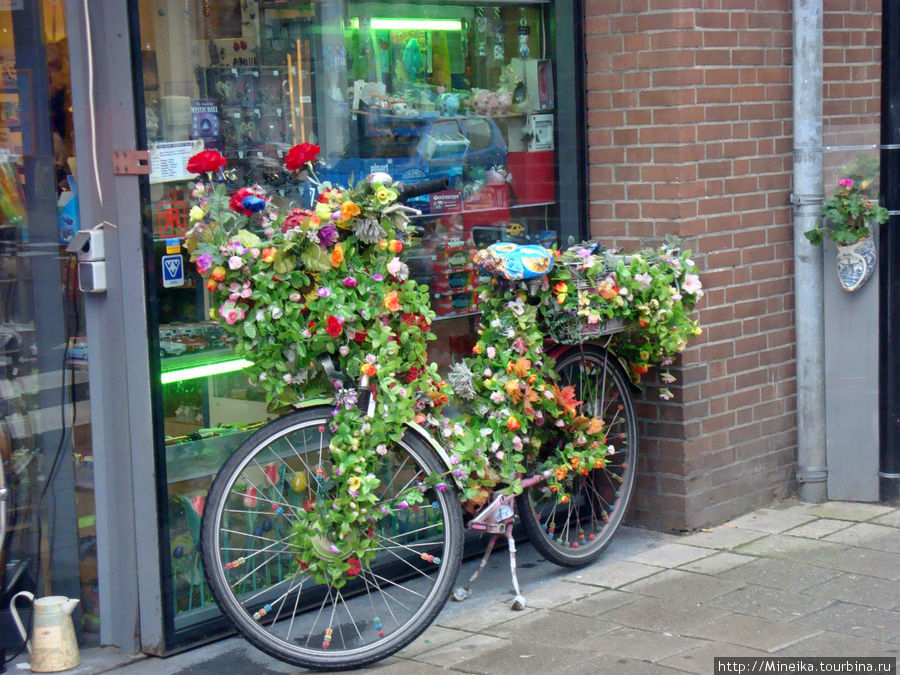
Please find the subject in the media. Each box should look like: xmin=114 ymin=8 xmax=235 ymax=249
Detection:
xmin=804 ymin=173 xmax=889 ymax=293
xmin=835 ymin=235 xmax=877 ymax=292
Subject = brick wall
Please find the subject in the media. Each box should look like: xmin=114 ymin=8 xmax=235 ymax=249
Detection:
xmin=582 ymin=1 xmax=883 ymax=531
xmin=584 ymin=0 xmax=793 ymax=531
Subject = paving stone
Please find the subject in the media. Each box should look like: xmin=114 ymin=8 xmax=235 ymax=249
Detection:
xmin=621 ymin=569 xmax=745 ymax=603
xmin=449 ymin=639 xmax=596 ymax=674
xmin=412 ymin=633 xmax=507 ymax=667
xmin=346 ymin=657 xmax=441 ymax=674
xmin=518 ymin=579 xmax=595 ymax=609
xmin=724 ymin=508 xmax=818 ymax=534
xmin=677 ymin=526 xmax=768 ymax=550
xmin=773 ymin=630 xmax=900 ymax=658
xmin=572 ymin=626 xmax=705 ymax=662
xmin=708 ymin=584 xmax=833 ymax=622
xmin=436 ymin=600 xmax=536 ymax=631
xmin=396 ymin=625 xmax=473 ymax=658
xmin=626 ymin=543 xmax=715 ymax=568
xmin=685 ymin=613 xmax=823 ymax=653
xmin=657 ymin=642 xmax=770 ymax=674
xmin=802 ymin=572 xmax=900 ymax=611
xmin=557 ymin=588 xmax=637 ymax=617
xmin=679 ymin=552 xmax=755 ymax=575
xmin=822 ymin=522 xmax=900 ymax=553
xmin=733 ymin=534 xmax=846 ymax=562
xmin=811 ymin=547 xmax=900 ymax=580
xmin=564 ymin=560 xmax=664 ymax=589
xmin=718 ymin=557 xmax=843 ymax=592
xmin=796 ymin=602 xmax=900 ymax=642
xmin=807 ymin=502 xmax=897 ymax=522
xmin=596 ymin=595 xmax=733 ymax=634
xmin=872 ymin=510 xmax=900 ymax=528
xmin=782 ymin=518 xmax=854 ymax=540
xmin=482 ymin=607 xmax=618 ymax=643
xmin=568 ymin=655 xmax=687 ymax=674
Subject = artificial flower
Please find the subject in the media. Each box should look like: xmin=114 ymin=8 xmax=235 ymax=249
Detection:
xmin=186 ymin=149 xmax=227 ymax=174
xmin=261 ymin=247 xmax=276 ymax=264
xmin=326 ymin=315 xmax=343 ymax=338
xmin=242 ymin=486 xmax=258 ymax=508
xmin=284 ymin=142 xmax=321 ymax=171
xmin=210 ymin=266 xmax=226 ymax=282
xmin=331 ymin=243 xmax=344 ymax=268
xmin=229 ymin=187 xmax=255 ymax=215
xmin=384 ymin=290 xmax=401 ymax=312
xmin=189 ymin=205 xmax=205 ymax=222
xmin=340 ymin=201 xmax=361 ymax=221
xmin=195 ymin=253 xmax=212 ymax=274
xmin=343 ymin=276 xmax=357 ymax=288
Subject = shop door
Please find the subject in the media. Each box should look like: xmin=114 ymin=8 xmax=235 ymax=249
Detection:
xmin=0 ymin=0 xmax=99 ymax=663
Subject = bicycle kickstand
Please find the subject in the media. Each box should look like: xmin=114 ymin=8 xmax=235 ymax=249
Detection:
xmin=452 ymin=532 xmax=500 ymax=602
xmin=505 ymin=522 xmax=526 ymax=610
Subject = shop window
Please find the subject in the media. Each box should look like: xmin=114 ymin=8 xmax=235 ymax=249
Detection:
xmin=134 ymin=0 xmax=581 ymax=645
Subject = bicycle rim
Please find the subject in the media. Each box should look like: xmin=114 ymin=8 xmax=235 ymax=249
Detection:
xmin=201 ymin=407 xmax=463 ymax=670
xmin=517 ymin=346 xmax=638 ymax=566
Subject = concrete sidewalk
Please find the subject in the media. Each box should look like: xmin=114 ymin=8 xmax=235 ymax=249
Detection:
xmin=20 ymin=499 xmax=900 ymax=674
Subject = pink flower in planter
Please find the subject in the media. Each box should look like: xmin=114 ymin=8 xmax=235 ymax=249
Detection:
xmin=264 ymin=464 xmax=279 ymax=484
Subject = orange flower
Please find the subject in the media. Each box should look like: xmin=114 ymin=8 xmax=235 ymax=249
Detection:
xmin=388 ymin=239 xmax=403 ymax=254
xmin=383 ymin=290 xmax=401 ymax=312
xmin=594 ymin=458 xmax=606 ymax=469
xmin=560 ymin=494 xmax=570 ymax=504
xmin=512 ymin=357 xmax=532 ymax=378
xmin=211 ymin=266 xmax=226 ymax=282
xmin=597 ymin=280 xmax=618 ymax=300
xmin=205 ymin=279 xmax=218 ymax=291
xmin=507 ymin=416 xmax=520 ymax=431
xmin=261 ymin=247 xmax=276 ymax=264
xmin=360 ymin=363 xmax=376 ymax=377
xmin=331 ymin=243 xmax=344 ymax=268
xmin=472 ymin=343 xmax=482 ymax=355
xmin=553 ymin=384 xmax=581 ymax=417
xmin=570 ymin=456 xmax=581 ymax=469
xmin=554 ymin=281 xmax=568 ymax=293
xmin=554 ymin=466 xmax=568 ymax=481
xmin=340 ymin=201 xmax=361 ymax=221
xmin=587 ymin=417 xmax=605 ymax=435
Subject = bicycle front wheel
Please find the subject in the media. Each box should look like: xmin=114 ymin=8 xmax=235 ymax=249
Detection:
xmin=517 ymin=345 xmax=638 ymax=566
xmin=201 ymin=406 xmax=464 ymax=671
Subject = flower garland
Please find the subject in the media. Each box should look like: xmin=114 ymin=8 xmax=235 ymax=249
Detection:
xmin=445 ymin=240 xmax=704 ymax=503
xmin=184 ymin=149 xmax=448 ymax=584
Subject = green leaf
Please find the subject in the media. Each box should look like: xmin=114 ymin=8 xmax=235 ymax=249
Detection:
xmin=243 ymin=322 xmax=257 ymax=339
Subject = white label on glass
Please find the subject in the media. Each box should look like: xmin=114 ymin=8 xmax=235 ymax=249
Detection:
xmin=148 ymin=140 xmax=203 ymax=185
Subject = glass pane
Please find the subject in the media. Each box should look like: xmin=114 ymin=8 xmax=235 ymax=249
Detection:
xmin=0 ymin=0 xmax=97 ymax=648
xmin=135 ymin=0 xmax=562 ymax=633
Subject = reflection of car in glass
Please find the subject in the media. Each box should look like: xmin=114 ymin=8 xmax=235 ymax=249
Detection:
xmin=174 ymin=336 xmax=209 ymax=352
xmin=67 ymin=337 xmax=88 ymax=361
xmin=160 ymin=339 xmax=188 ymax=357
xmin=318 ymin=114 xmax=507 ymax=201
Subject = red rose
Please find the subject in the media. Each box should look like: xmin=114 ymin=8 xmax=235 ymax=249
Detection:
xmin=229 ymin=187 xmax=254 ymax=215
xmin=352 ymin=329 xmax=367 ymax=343
xmin=284 ymin=143 xmax=321 ymax=171
xmin=325 ymin=315 xmax=343 ymax=338
xmin=186 ymin=150 xmax=227 ymax=174
xmin=405 ymin=366 xmax=420 ymax=383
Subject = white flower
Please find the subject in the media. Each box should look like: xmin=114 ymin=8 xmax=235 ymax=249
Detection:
xmin=339 ymin=345 xmax=350 ymax=356
xmin=480 ymin=427 xmax=493 ymax=437
xmin=256 ymin=310 xmax=265 ymax=322
xmin=282 ymin=373 xmax=292 ymax=383
xmin=228 ymin=255 xmax=244 ymax=270
xmin=683 ymin=274 xmax=703 ymax=296
xmin=271 ymin=306 xmax=283 ymax=320
xmin=387 ymin=256 xmax=409 ymax=281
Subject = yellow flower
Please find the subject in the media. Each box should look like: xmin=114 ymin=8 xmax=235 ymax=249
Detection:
xmin=189 ymin=205 xmax=205 ymax=222
xmin=315 ymin=202 xmax=332 ymax=220
xmin=383 ymin=290 xmax=401 ymax=312
xmin=347 ymin=476 xmax=362 ymax=491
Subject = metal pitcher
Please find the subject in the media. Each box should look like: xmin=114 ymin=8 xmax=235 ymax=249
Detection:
xmin=10 ymin=592 xmax=80 ymax=672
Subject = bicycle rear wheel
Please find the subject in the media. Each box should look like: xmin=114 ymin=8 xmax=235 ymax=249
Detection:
xmin=201 ymin=406 xmax=463 ymax=671
xmin=517 ymin=345 xmax=638 ymax=566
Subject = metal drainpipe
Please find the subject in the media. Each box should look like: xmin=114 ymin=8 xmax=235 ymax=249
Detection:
xmin=792 ymin=0 xmax=828 ymax=502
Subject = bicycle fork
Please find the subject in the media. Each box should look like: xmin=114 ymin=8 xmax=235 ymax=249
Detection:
xmin=451 ymin=470 xmax=550 ymax=610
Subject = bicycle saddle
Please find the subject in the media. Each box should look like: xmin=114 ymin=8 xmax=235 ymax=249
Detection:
xmin=473 ymin=242 xmax=554 ymax=281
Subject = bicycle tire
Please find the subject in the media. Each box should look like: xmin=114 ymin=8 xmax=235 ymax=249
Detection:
xmin=201 ymin=406 xmax=464 ymax=670
xmin=516 ymin=345 xmax=638 ymax=567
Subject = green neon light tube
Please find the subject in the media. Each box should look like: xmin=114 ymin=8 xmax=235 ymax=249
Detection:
xmin=161 ymin=358 xmax=253 ymax=384
xmin=369 ymin=18 xmax=462 ymax=31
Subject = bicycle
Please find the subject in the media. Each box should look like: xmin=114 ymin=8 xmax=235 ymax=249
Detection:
xmin=185 ymin=149 xmax=700 ymax=670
